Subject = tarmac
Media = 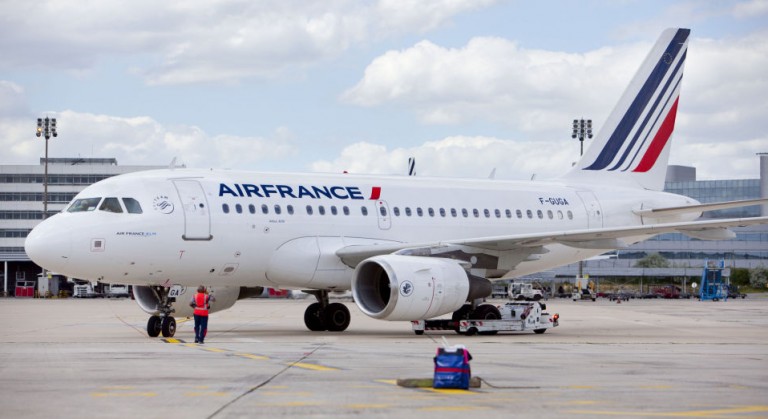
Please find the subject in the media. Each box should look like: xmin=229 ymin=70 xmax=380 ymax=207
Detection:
xmin=0 ymin=296 xmax=767 ymax=418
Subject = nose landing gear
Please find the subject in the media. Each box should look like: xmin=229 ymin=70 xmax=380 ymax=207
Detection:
xmin=144 ymin=286 xmax=177 ymax=338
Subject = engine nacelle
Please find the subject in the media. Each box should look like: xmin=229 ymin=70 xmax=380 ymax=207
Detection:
xmin=352 ymin=255 xmax=491 ymax=321
xmin=133 ymin=286 xmax=263 ymax=317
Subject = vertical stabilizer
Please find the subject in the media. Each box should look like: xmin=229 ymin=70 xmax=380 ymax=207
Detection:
xmin=565 ymin=28 xmax=690 ymax=190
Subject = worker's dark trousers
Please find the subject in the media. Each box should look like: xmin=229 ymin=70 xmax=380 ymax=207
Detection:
xmin=194 ymin=314 xmax=209 ymax=343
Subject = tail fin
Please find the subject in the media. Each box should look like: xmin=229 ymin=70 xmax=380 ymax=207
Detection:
xmin=565 ymin=28 xmax=690 ymax=190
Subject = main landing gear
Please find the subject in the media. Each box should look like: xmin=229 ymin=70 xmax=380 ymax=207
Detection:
xmin=145 ymin=286 xmax=177 ymax=338
xmin=303 ymin=290 xmax=350 ymax=332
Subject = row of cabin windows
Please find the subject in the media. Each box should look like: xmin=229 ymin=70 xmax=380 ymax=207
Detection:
xmin=222 ymin=203 xmax=574 ymax=221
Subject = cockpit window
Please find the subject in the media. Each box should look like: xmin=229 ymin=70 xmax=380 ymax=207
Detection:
xmin=99 ymin=197 xmax=123 ymax=213
xmin=67 ymin=198 xmax=102 ymax=212
xmin=122 ymin=198 xmax=143 ymax=214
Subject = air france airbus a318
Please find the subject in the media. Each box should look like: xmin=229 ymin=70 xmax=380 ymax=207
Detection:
xmin=25 ymin=28 xmax=768 ymax=338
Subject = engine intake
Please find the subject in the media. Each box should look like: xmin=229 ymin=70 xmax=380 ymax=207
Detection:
xmin=352 ymin=255 xmax=491 ymax=321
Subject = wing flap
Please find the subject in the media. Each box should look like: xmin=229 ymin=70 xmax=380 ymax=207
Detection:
xmin=634 ymin=198 xmax=768 ymax=217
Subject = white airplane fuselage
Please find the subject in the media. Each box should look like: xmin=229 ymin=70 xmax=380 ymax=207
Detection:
xmin=26 ymin=169 xmax=698 ymax=290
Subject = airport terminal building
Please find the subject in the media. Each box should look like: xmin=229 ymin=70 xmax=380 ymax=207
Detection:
xmin=1 ymin=155 xmax=766 ymax=296
xmin=0 ymin=158 xmax=165 ymax=295
xmin=547 ymin=154 xmax=768 ymax=286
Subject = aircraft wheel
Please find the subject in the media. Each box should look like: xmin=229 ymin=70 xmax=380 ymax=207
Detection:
xmin=161 ymin=317 xmax=176 ymax=338
xmin=304 ymin=302 xmax=326 ymax=331
xmin=147 ymin=316 xmax=161 ymax=338
xmin=414 ymin=330 xmax=424 ymax=335
xmin=471 ymin=304 xmax=500 ymax=335
xmin=534 ymin=328 xmax=546 ymax=334
xmin=451 ymin=305 xmax=472 ymax=334
xmin=324 ymin=303 xmax=350 ymax=332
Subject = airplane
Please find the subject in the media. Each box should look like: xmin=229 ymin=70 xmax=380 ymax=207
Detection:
xmin=25 ymin=28 xmax=768 ymax=338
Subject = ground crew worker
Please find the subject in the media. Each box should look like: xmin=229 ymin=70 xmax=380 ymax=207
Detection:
xmin=190 ymin=285 xmax=215 ymax=344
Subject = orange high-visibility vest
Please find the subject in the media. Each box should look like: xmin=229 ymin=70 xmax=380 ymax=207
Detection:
xmin=193 ymin=293 xmax=209 ymax=316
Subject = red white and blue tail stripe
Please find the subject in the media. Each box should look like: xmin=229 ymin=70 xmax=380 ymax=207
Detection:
xmin=567 ymin=28 xmax=690 ymax=190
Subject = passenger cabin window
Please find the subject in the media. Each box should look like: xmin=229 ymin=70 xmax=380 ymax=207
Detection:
xmin=405 ymin=207 xmax=412 ymax=217
xmin=361 ymin=207 xmax=368 ymax=216
xmin=68 ymin=197 xmax=101 ymax=212
xmin=379 ymin=206 xmax=387 ymax=217
xmin=223 ymin=204 xmax=230 ymax=214
xmin=249 ymin=204 xmax=256 ymax=214
xmin=261 ymin=204 xmax=269 ymax=214
xmin=99 ymin=197 xmax=123 ymax=213
xmin=274 ymin=205 xmax=281 ymax=215
xmin=416 ymin=208 xmax=423 ymax=217
xmin=287 ymin=205 xmax=295 ymax=215
xmin=235 ymin=204 xmax=243 ymax=214
xmin=393 ymin=207 xmax=400 ymax=217
xmin=306 ymin=205 xmax=314 ymax=215
xmin=343 ymin=206 xmax=349 ymax=216
xmin=330 ymin=206 xmax=337 ymax=216
xmin=122 ymin=198 xmax=143 ymax=214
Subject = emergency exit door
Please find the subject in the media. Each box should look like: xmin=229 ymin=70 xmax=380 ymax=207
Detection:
xmin=173 ymin=179 xmax=212 ymax=240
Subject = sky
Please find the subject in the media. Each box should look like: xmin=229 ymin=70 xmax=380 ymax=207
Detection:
xmin=1 ymin=0 xmax=767 ymax=181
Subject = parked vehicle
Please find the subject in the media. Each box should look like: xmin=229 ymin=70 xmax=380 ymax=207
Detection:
xmin=727 ymin=285 xmax=747 ymax=299
xmin=653 ymin=285 xmax=681 ymax=299
xmin=508 ymin=283 xmax=543 ymax=301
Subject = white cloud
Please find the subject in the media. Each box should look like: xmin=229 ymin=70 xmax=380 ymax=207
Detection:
xmin=0 ymin=0 xmax=496 ymax=85
xmin=731 ymin=0 xmax=768 ymax=18
xmin=341 ymin=30 xmax=768 ymax=179
xmin=0 ymin=109 xmax=298 ymax=169
xmin=341 ymin=36 xmax=650 ymax=138
xmin=0 ymin=81 xmax=28 ymax=116
xmin=310 ymin=136 xmax=577 ymax=180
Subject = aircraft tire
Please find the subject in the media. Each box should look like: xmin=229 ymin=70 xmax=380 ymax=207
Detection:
xmin=161 ymin=317 xmax=176 ymax=338
xmin=147 ymin=316 xmax=161 ymax=338
xmin=471 ymin=304 xmax=500 ymax=335
xmin=304 ymin=303 xmax=326 ymax=331
xmin=451 ymin=305 xmax=472 ymax=334
xmin=324 ymin=303 xmax=350 ymax=332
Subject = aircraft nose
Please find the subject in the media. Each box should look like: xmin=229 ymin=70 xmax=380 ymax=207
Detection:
xmin=25 ymin=216 xmax=72 ymax=273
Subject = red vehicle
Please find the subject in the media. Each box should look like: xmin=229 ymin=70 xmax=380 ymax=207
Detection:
xmin=653 ymin=285 xmax=681 ymax=299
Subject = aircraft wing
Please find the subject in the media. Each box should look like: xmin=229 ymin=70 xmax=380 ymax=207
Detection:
xmin=634 ymin=198 xmax=768 ymax=217
xmin=336 ymin=216 xmax=768 ymax=269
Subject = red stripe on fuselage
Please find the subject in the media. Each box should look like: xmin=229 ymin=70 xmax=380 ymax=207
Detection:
xmin=369 ymin=186 xmax=381 ymax=200
xmin=633 ymin=97 xmax=679 ymax=173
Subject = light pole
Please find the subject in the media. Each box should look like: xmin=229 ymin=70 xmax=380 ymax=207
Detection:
xmin=35 ymin=117 xmax=58 ymax=219
xmin=571 ymin=118 xmax=592 ymax=280
xmin=571 ymin=118 xmax=592 ymax=157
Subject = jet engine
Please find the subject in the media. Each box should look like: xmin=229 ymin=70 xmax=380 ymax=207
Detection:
xmin=133 ymin=286 xmax=263 ymax=317
xmin=352 ymin=255 xmax=491 ymax=321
